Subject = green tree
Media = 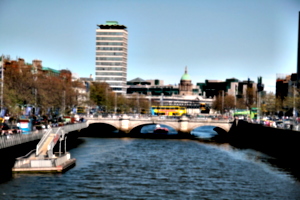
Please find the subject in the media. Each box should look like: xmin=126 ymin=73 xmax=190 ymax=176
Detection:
xmin=260 ymin=92 xmax=276 ymax=115
xmin=89 ymin=82 xmax=113 ymax=112
xmin=212 ymin=94 xmax=236 ymax=113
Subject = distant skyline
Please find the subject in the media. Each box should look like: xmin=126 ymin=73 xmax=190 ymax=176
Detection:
xmin=1 ymin=0 xmax=300 ymax=93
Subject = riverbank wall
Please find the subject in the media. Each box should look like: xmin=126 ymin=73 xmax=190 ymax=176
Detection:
xmin=228 ymin=120 xmax=300 ymax=160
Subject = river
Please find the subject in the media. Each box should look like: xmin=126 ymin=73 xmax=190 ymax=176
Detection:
xmin=0 ymin=127 xmax=300 ymax=199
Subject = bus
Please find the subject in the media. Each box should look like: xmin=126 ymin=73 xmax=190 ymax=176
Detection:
xmin=77 ymin=106 xmax=87 ymax=114
xmin=200 ymin=102 xmax=210 ymax=113
xmin=233 ymin=109 xmax=250 ymax=119
xmin=200 ymin=103 xmax=206 ymax=111
xmin=250 ymin=107 xmax=258 ymax=120
xmin=151 ymin=106 xmax=187 ymax=116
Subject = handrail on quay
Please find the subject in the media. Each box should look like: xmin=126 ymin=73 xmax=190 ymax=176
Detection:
xmin=0 ymin=122 xmax=88 ymax=150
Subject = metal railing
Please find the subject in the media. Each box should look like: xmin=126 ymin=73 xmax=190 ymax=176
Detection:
xmin=0 ymin=132 xmax=44 ymax=149
xmin=35 ymin=128 xmax=53 ymax=156
xmin=87 ymin=115 xmax=231 ymax=123
xmin=0 ymin=122 xmax=88 ymax=150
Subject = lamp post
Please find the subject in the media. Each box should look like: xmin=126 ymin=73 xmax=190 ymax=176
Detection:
xmin=257 ymin=90 xmax=261 ymax=122
xmin=62 ymin=90 xmax=66 ymax=116
xmin=114 ymin=92 xmax=117 ymax=114
xmin=222 ymin=90 xmax=224 ymax=115
xmin=234 ymin=84 xmax=237 ymax=112
xmin=149 ymin=95 xmax=152 ymax=114
xmin=0 ymin=55 xmax=4 ymax=114
xmin=293 ymin=84 xmax=296 ymax=120
xmin=137 ymin=93 xmax=140 ymax=114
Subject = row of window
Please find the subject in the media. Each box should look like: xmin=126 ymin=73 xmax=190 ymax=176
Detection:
xmin=96 ymin=67 xmax=125 ymax=71
xmin=96 ymin=37 xmax=125 ymax=41
xmin=93 ymin=82 xmax=125 ymax=87
xmin=111 ymin=87 xmax=124 ymax=91
xmin=95 ymin=77 xmax=126 ymax=81
xmin=96 ymin=57 xmax=125 ymax=61
xmin=96 ymin=72 xmax=125 ymax=76
xmin=96 ymin=62 xmax=126 ymax=66
xmin=96 ymin=47 xmax=124 ymax=51
xmin=96 ymin=32 xmax=125 ymax=35
xmin=96 ymin=42 xmax=124 ymax=46
xmin=96 ymin=52 xmax=125 ymax=56
xmin=109 ymin=83 xmax=125 ymax=86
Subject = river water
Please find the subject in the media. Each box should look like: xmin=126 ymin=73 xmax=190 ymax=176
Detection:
xmin=1 ymin=127 xmax=300 ymax=199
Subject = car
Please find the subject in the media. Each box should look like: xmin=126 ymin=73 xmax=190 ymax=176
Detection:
xmin=10 ymin=125 xmax=22 ymax=133
xmin=0 ymin=123 xmax=22 ymax=135
xmin=0 ymin=123 xmax=10 ymax=130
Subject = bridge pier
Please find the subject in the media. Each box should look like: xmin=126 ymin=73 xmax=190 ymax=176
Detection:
xmin=119 ymin=115 xmax=130 ymax=134
xmin=178 ymin=116 xmax=191 ymax=135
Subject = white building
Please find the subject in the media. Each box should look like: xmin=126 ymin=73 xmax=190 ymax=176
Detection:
xmin=95 ymin=21 xmax=128 ymax=94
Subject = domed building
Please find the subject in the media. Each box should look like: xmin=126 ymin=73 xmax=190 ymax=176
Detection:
xmin=179 ymin=67 xmax=193 ymax=95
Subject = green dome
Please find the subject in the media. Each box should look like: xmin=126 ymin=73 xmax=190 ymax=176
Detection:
xmin=181 ymin=73 xmax=191 ymax=80
xmin=181 ymin=66 xmax=191 ymax=80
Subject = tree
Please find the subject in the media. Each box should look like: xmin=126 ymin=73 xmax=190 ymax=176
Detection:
xmin=2 ymin=57 xmax=82 ymax=116
xmin=260 ymin=92 xmax=276 ymax=115
xmin=245 ymin=87 xmax=256 ymax=108
xmin=212 ymin=94 xmax=236 ymax=113
xmin=4 ymin=64 xmax=36 ymax=113
xmin=89 ymin=82 xmax=113 ymax=112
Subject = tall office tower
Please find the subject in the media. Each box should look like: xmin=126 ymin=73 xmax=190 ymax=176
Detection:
xmin=95 ymin=21 xmax=128 ymax=94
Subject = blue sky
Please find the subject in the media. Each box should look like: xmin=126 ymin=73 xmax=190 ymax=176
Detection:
xmin=1 ymin=0 xmax=300 ymax=93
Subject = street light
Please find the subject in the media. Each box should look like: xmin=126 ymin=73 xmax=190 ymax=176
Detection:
xmin=293 ymin=84 xmax=296 ymax=119
xmin=114 ymin=92 xmax=117 ymax=114
xmin=0 ymin=55 xmax=4 ymax=115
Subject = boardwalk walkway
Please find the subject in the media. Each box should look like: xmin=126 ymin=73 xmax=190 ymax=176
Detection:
xmin=0 ymin=122 xmax=88 ymax=150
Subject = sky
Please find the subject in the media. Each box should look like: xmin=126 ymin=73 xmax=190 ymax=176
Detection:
xmin=1 ymin=0 xmax=300 ymax=93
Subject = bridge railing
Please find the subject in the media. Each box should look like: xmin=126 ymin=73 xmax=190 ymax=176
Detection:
xmin=0 ymin=122 xmax=88 ymax=150
xmin=0 ymin=132 xmax=44 ymax=149
xmin=87 ymin=115 xmax=231 ymax=123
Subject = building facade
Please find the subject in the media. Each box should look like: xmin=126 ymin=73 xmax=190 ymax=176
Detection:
xmin=276 ymin=73 xmax=297 ymax=100
xmin=179 ymin=67 xmax=193 ymax=95
xmin=95 ymin=21 xmax=128 ymax=94
xmin=126 ymin=67 xmax=200 ymax=97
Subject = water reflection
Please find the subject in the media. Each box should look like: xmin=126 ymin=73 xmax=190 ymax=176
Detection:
xmin=191 ymin=126 xmax=218 ymax=139
xmin=200 ymin=142 xmax=298 ymax=182
xmin=140 ymin=124 xmax=219 ymax=138
xmin=140 ymin=124 xmax=177 ymax=134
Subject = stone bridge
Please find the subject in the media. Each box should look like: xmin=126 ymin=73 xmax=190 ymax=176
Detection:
xmin=86 ymin=115 xmax=233 ymax=134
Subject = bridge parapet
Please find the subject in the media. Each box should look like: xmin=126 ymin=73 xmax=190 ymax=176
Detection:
xmin=87 ymin=117 xmax=232 ymax=134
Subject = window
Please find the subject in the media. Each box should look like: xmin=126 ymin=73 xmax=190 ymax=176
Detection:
xmin=96 ymin=42 xmax=123 ymax=46
xmin=96 ymin=47 xmax=123 ymax=51
xmin=95 ymin=62 xmax=123 ymax=66
xmin=96 ymin=32 xmax=124 ymax=35
xmin=96 ymin=37 xmax=124 ymax=40
xmin=96 ymin=52 xmax=123 ymax=56
xmin=95 ymin=72 xmax=124 ymax=76
xmin=96 ymin=57 xmax=123 ymax=61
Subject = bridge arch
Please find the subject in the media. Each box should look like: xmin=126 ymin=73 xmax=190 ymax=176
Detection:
xmin=129 ymin=122 xmax=178 ymax=134
xmin=85 ymin=122 xmax=119 ymax=135
xmin=188 ymin=124 xmax=229 ymax=134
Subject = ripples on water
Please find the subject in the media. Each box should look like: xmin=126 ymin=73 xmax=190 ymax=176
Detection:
xmin=1 ymin=130 xmax=300 ymax=199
